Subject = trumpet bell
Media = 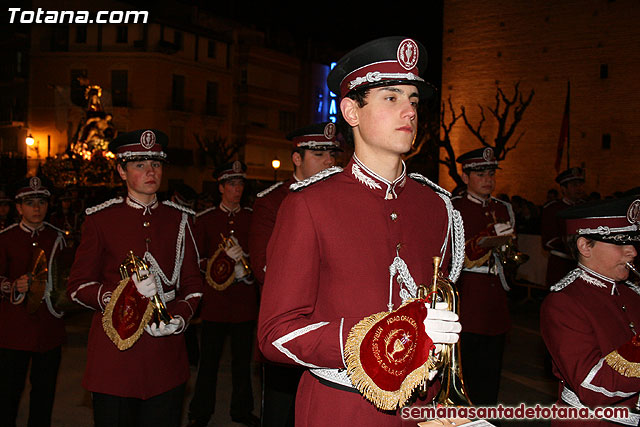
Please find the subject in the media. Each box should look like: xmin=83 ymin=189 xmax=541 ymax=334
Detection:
xmin=26 ymin=249 xmax=48 ymax=314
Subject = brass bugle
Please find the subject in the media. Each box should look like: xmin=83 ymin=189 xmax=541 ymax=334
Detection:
xmin=120 ymin=251 xmax=172 ymax=325
xmin=626 ymin=262 xmax=640 ymax=279
xmin=416 ymin=256 xmax=473 ymax=407
xmin=219 ymin=232 xmax=253 ymax=278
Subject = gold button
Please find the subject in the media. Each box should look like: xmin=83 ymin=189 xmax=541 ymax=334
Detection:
xmin=229 ymin=220 xmax=235 ymax=225
xmin=145 ymin=238 xmax=151 ymax=244
xmin=630 ymin=322 xmax=635 ymax=329
xmin=390 ymin=212 xmax=398 ymax=221
xmin=32 ymin=242 xmax=38 ymax=247
xmin=143 ymin=221 xmax=150 ymax=227
xmin=622 ymin=305 xmax=627 ymax=311
xmin=396 ymin=242 xmax=403 ymax=251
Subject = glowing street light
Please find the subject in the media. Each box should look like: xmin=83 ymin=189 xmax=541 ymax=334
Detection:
xmin=25 ymin=134 xmax=35 ymax=146
xmin=271 ymin=157 xmax=281 ymax=181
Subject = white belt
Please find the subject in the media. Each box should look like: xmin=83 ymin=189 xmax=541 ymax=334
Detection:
xmin=309 ymin=368 xmax=356 ymax=390
xmin=561 ymin=385 xmax=640 ymax=426
xmin=463 ymin=265 xmax=491 ymax=274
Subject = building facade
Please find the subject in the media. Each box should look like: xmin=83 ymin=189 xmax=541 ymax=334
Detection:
xmin=441 ymin=0 xmax=640 ymax=203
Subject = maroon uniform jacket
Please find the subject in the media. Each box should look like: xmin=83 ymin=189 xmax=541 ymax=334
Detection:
xmin=541 ymin=198 xmax=578 ymax=286
xmin=452 ymin=194 xmax=514 ymax=335
xmin=0 ymin=221 xmax=66 ymax=352
xmin=66 ymin=197 xmax=204 ymax=399
xmin=541 ymin=265 xmax=640 ymax=426
xmin=249 ymin=178 xmax=295 ymax=285
xmin=195 ymin=204 xmax=257 ymax=323
xmin=257 ymin=157 xmax=464 ymax=426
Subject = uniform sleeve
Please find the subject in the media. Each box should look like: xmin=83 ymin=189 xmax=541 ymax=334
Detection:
xmin=541 ymin=293 xmax=640 ymax=407
xmin=169 ymin=217 xmax=204 ymax=322
xmin=248 ymin=196 xmax=277 ymax=285
xmin=0 ymin=233 xmax=11 ymax=298
xmin=66 ymin=215 xmax=112 ymax=311
xmin=193 ymin=215 xmax=209 ymax=272
xmin=257 ymin=193 xmax=360 ymax=369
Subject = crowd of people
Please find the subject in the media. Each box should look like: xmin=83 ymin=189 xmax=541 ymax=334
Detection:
xmin=2 ymin=35 xmax=640 ymax=427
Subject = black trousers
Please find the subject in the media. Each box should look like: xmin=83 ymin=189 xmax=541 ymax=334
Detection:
xmin=460 ymin=332 xmax=506 ymax=406
xmin=261 ymin=363 xmax=304 ymax=427
xmin=0 ymin=346 xmax=61 ymax=427
xmin=188 ymin=320 xmax=255 ymax=423
xmin=92 ymin=383 xmax=185 ymax=427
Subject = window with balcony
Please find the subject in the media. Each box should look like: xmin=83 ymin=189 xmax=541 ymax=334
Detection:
xmin=111 ymin=70 xmax=128 ymax=107
xmin=116 ymin=26 xmax=128 ymax=43
xmin=172 ymin=74 xmax=185 ymax=110
xmin=206 ymin=81 xmax=218 ymax=116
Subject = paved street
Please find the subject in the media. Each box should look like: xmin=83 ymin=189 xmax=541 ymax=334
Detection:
xmin=17 ymin=286 xmax=556 ymax=427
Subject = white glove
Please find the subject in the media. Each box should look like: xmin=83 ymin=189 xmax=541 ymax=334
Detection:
xmin=144 ymin=316 xmax=184 ymax=337
xmin=225 ymin=244 xmax=243 ymax=262
xmin=424 ymin=301 xmax=461 ymax=344
xmin=132 ymin=270 xmax=157 ymax=298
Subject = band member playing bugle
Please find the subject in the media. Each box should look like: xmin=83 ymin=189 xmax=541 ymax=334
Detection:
xmin=67 ymin=129 xmax=203 ymax=427
xmin=541 ymin=196 xmax=640 ymax=427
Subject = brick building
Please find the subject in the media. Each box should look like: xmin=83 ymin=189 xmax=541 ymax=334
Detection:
xmin=441 ymin=0 xmax=640 ymax=203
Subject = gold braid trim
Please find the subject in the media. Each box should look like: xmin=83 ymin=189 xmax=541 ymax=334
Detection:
xmin=605 ymin=350 xmax=640 ymax=378
xmin=344 ymin=301 xmax=437 ymax=411
xmin=205 ymin=247 xmax=235 ymax=291
xmin=464 ymin=251 xmax=491 ymax=269
xmin=102 ymin=277 xmax=154 ymax=351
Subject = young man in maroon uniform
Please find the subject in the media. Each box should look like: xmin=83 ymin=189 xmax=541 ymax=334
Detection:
xmin=250 ymin=122 xmax=341 ymax=427
xmin=540 ymin=167 xmax=586 ymax=287
xmin=0 ymin=176 xmax=67 ymax=427
xmin=541 ymin=196 xmax=640 ymax=426
xmin=451 ymin=147 xmax=515 ymax=406
xmin=67 ymin=129 xmax=203 ymax=427
xmin=187 ymin=161 xmax=260 ymax=427
xmin=257 ymin=36 xmax=465 ymax=426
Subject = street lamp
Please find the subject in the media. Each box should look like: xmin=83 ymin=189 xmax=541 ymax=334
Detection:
xmin=25 ymin=134 xmax=35 ymax=146
xmin=271 ymin=157 xmax=281 ymax=181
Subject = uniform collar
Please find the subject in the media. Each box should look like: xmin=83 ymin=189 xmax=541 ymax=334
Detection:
xmin=19 ymin=220 xmax=44 ymax=237
xmin=349 ymin=154 xmax=407 ymax=200
xmin=126 ymin=194 xmax=159 ymax=215
xmin=466 ymin=192 xmax=491 ymax=207
xmin=219 ymin=202 xmax=240 ymax=214
xmin=578 ymin=263 xmax=618 ymax=295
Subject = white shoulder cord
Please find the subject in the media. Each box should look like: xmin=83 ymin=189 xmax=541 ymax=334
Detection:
xmin=144 ymin=212 xmax=188 ymax=300
xmin=438 ymin=193 xmax=464 ymax=283
xmin=388 ymin=254 xmax=418 ymax=311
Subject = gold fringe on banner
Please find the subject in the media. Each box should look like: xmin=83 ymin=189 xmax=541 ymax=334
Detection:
xmin=605 ymin=350 xmax=640 ymax=378
xmin=205 ymin=247 xmax=235 ymax=291
xmin=344 ymin=301 xmax=437 ymax=411
xmin=102 ymin=277 xmax=154 ymax=351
